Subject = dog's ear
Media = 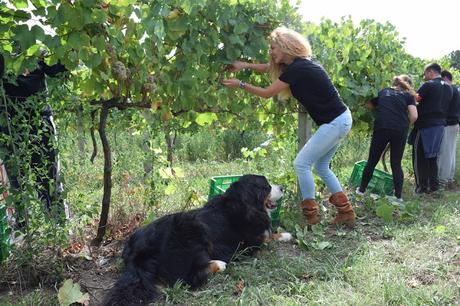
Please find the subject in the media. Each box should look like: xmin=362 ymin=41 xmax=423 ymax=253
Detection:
xmin=227 ymin=177 xmax=270 ymax=209
xmin=244 ymin=205 xmax=270 ymax=229
xmin=244 ymin=186 xmax=270 ymax=228
xmin=227 ymin=181 xmax=270 ymax=229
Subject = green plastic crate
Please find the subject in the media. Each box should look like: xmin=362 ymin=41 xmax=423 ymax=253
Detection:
xmin=0 ymin=204 xmax=10 ymax=263
xmin=349 ymin=160 xmax=394 ymax=196
xmin=208 ymin=175 xmax=242 ymax=200
xmin=208 ymin=175 xmax=283 ymax=228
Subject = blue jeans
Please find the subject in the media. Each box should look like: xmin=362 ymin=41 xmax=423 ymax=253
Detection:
xmin=294 ymin=109 xmax=352 ymax=200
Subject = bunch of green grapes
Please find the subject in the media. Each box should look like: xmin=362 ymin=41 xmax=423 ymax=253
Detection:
xmin=112 ymin=61 xmax=127 ymax=80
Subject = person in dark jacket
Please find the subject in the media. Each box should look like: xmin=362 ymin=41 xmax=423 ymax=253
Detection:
xmin=0 ymin=52 xmax=67 ymax=223
xmin=408 ymin=63 xmax=453 ymax=194
xmin=357 ymin=75 xmax=418 ymax=200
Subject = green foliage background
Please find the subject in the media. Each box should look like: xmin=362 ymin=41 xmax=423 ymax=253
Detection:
xmin=1 ymin=2 xmax=460 ymax=303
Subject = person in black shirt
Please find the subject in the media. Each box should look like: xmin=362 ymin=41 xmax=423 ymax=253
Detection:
xmin=222 ymin=27 xmax=355 ymax=226
xmin=438 ymin=70 xmax=460 ymax=190
xmin=408 ymin=63 xmax=453 ymax=194
xmin=0 ymin=52 xmax=67 ymax=222
xmin=357 ymin=75 xmax=418 ymax=200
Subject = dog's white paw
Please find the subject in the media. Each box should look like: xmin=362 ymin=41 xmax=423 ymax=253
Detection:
xmin=209 ymin=260 xmax=227 ymax=273
xmin=277 ymin=232 xmax=292 ymax=242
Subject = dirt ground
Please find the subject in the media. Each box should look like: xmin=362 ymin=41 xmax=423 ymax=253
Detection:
xmin=64 ymin=242 xmax=123 ymax=306
xmin=0 ymin=241 xmax=122 ymax=305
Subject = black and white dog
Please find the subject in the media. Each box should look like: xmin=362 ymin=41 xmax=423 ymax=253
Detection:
xmin=103 ymin=174 xmax=291 ymax=305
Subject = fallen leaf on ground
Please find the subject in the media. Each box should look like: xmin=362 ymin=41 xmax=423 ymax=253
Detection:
xmin=58 ymin=279 xmax=90 ymax=306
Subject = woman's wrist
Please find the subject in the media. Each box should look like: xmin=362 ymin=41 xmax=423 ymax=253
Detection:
xmin=239 ymin=80 xmax=246 ymax=89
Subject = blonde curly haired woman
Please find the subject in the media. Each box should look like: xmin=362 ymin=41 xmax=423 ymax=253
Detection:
xmin=222 ymin=27 xmax=355 ymax=225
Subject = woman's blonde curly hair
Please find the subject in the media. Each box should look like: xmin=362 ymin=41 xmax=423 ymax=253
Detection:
xmin=268 ymin=27 xmax=312 ymax=100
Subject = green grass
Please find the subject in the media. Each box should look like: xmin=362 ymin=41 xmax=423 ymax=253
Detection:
xmin=1 ymin=131 xmax=459 ymax=305
xmin=156 ymin=192 xmax=460 ymax=306
xmin=0 ymin=289 xmax=58 ymax=306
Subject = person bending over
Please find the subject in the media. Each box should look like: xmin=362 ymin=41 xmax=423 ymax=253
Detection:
xmin=357 ymin=75 xmax=418 ymax=200
xmin=221 ymin=27 xmax=355 ymax=226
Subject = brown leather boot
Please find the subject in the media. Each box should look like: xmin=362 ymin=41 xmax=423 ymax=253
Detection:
xmin=300 ymin=199 xmax=320 ymax=225
xmin=329 ymin=191 xmax=356 ymax=225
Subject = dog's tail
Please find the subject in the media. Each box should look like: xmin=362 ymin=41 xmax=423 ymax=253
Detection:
xmin=102 ymin=262 xmax=159 ymax=306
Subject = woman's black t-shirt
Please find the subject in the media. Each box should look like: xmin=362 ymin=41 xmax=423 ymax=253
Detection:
xmin=370 ymin=87 xmax=415 ymax=131
xmin=279 ymin=58 xmax=346 ymax=125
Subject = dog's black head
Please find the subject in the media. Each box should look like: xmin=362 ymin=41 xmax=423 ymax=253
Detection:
xmin=236 ymin=174 xmax=283 ymax=209
xmin=223 ymin=174 xmax=283 ymax=228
